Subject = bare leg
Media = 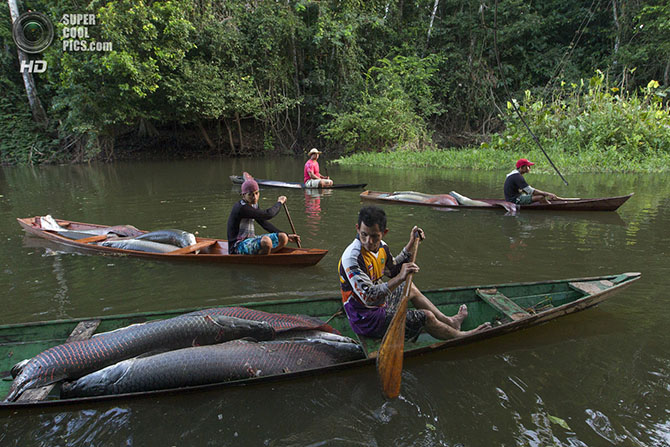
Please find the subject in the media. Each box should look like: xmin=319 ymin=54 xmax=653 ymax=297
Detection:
xmin=408 ymin=284 xmax=490 ymax=334
xmin=532 ymin=193 xmax=550 ymax=204
xmin=259 ymin=236 xmax=273 ymax=255
xmin=408 ymin=284 xmax=464 ymax=329
xmin=269 ymin=233 xmax=288 ymax=253
xmin=422 ymin=312 xmax=491 ymax=340
xmin=320 ymin=179 xmax=334 ymax=187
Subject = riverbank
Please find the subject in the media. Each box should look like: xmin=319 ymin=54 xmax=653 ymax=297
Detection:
xmin=333 ymin=147 xmax=670 ymax=173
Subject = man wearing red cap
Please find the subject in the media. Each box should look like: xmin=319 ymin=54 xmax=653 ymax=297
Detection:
xmin=504 ymin=159 xmax=558 ymax=204
xmin=227 ymin=173 xmax=300 ymax=255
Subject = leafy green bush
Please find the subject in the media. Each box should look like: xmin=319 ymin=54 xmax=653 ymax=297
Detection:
xmin=0 ymin=83 xmax=58 ymax=165
xmin=321 ymin=55 xmax=442 ymax=153
xmin=484 ymin=71 xmax=670 ymax=170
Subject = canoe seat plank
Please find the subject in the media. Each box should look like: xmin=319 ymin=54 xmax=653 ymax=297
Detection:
xmin=75 ymin=235 xmax=108 ymax=244
xmin=167 ymin=240 xmax=217 ymax=255
xmin=476 ymin=288 xmax=530 ymax=321
xmin=16 ymin=319 xmax=101 ymax=402
xmin=569 ymin=280 xmax=614 ymax=295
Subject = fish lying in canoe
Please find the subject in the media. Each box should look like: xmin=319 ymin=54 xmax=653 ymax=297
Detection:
xmin=40 ymin=215 xmax=197 ymax=253
xmin=0 ymin=273 xmax=640 ymax=408
xmin=361 ymin=190 xmax=633 ymax=212
xmin=185 ymin=307 xmax=339 ymax=334
xmin=18 ymin=216 xmax=328 ymax=265
xmin=100 ymin=239 xmax=181 ymax=253
xmin=61 ymin=333 xmax=364 ymax=397
xmin=365 ymin=191 xmax=518 ymax=213
xmin=5 ymin=307 xmax=338 ymax=402
xmin=5 ymin=314 xmax=275 ymax=402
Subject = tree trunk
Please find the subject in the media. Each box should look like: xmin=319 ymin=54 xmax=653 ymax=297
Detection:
xmin=197 ymin=120 xmax=216 ymax=150
xmin=427 ymin=0 xmax=439 ymax=44
xmin=7 ymin=0 xmax=48 ymax=126
xmin=290 ymin=32 xmax=301 ymax=148
xmin=235 ymin=112 xmax=244 ymax=154
xmin=223 ymin=118 xmax=236 ymax=154
xmin=611 ymin=0 xmax=621 ymax=67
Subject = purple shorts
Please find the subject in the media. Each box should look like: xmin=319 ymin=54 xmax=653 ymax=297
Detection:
xmin=344 ymin=285 xmax=427 ymax=339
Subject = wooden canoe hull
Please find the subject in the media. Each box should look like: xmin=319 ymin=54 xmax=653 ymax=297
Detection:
xmin=17 ymin=217 xmax=327 ymax=266
xmin=360 ymin=190 xmax=633 ymax=211
xmin=230 ymin=175 xmax=367 ymax=190
xmin=0 ymin=272 xmax=640 ymax=409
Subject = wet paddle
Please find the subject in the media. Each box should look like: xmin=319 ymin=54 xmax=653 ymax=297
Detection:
xmin=376 ymin=232 xmax=421 ymax=399
xmin=283 ymin=202 xmax=301 ymax=248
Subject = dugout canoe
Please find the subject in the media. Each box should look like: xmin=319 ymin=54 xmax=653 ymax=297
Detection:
xmin=17 ymin=217 xmax=327 ymax=266
xmin=230 ymin=175 xmax=367 ymax=189
xmin=360 ymin=190 xmax=633 ymax=212
xmin=0 ymin=272 xmax=640 ymax=409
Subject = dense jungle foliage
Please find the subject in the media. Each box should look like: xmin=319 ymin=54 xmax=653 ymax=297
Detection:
xmin=1 ymin=0 xmax=669 ymax=165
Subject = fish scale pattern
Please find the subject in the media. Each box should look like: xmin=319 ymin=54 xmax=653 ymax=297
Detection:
xmin=61 ymin=338 xmax=365 ymax=397
xmin=5 ymin=315 xmax=274 ymax=401
xmin=187 ymin=307 xmax=339 ymax=334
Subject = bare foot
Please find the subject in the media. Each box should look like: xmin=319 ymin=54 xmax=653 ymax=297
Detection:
xmin=451 ymin=304 xmax=468 ymax=329
xmin=457 ymin=322 xmax=492 ymax=337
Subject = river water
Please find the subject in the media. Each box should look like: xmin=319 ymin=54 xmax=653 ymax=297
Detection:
xmin=0 ymin=158 xmax=668 ymax=446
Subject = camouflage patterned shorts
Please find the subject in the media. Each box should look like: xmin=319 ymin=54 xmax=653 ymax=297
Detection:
xmin=383 ymin=285 xmax=427 ymax=340
xmin=234 ymin=233 xmax=280 ymax=255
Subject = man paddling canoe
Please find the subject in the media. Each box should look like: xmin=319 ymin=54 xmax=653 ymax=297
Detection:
xmin=338 ymin=206 xmax=490 ymax=340
xmin=227 ymin=173 xmax=300 ymax=254
xmin=504 ymin=158 xmax=558 ymax=204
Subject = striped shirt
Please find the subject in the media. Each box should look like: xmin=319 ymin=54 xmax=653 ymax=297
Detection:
xmin=338 ymin=237 xmax=410 ymax=336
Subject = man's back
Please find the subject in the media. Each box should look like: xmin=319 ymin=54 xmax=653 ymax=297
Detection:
xmin=504 ymin=170 xmax=529 ymax=202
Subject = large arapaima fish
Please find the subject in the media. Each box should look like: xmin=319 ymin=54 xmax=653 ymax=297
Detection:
xmin=100 ymin=239 xmax=181 ymax=253
xmin=61 ymin=334 xmax=365 ymax=397
xmin=186 ymin=307 xmax=340 ymax=335
xmin=5 ymin=314 xmax=275 ymax=402
xmin=5 ymin=307 xmax=337 ymax=402
xmin=136 ymin=229 xmax=196 ymax=248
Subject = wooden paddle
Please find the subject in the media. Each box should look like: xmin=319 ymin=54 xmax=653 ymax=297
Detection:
xmin=283 ymin=202 xmax=301 ymax=248
xmin=556 ymin=197 xmax=582 ymax=201
xmin=376 ymin=232 xmax=421 ymax=399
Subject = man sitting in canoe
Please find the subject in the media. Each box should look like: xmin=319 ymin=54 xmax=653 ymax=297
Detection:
xmin=304 ymin=148 xmax=333 ymax=188
xmin=338 ymin=206 xmax=490 ymax=340
xmin=227 ymin=174 xmax=300 ymax=254
xmin=504 ymin=158 xmax=558 ymax=205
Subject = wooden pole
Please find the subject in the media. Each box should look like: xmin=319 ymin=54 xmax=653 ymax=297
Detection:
xmin=283 ymin=202 xmax=301 ymax=248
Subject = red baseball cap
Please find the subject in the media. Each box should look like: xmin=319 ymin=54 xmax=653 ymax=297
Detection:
xmin=516 ymin=158 xmax=535 ymax=169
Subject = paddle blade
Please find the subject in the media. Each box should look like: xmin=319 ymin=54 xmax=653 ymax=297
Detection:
xmin=376 ymin=298 xmax=409 ymax=399
xmin=376 ymin=233 xmax=421 ymax=399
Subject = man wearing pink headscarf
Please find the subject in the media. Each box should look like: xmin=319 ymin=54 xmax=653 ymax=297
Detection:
xmin=227 ymin=173 xmax=301 ymax=254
